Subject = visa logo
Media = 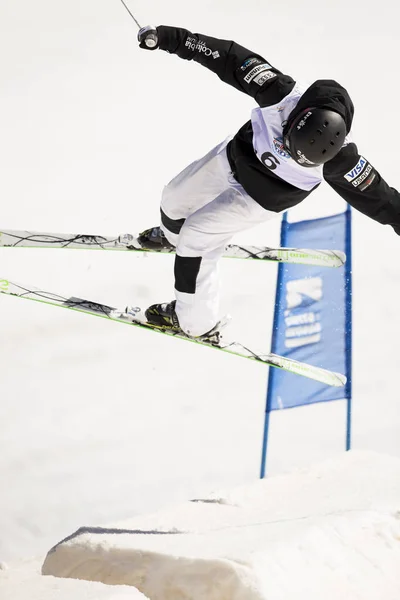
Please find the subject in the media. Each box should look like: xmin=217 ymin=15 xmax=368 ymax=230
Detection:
xmin=344 ymin=157 xmax=367 ymax=182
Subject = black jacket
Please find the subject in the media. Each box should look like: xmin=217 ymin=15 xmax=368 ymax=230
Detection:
xmin=157 ymin=26 xmax=400 ymax=235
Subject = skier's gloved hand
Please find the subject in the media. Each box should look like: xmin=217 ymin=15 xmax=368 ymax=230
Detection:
xmin=138 ymin=25 xmax=159 ymax=50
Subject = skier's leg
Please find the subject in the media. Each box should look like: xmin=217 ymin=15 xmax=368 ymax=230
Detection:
xmin=145 ymin=139 xmax=280 ymax=336
xmin=174 ymin=187 xmax=279 ymax=337
xmin=159 ymin=138 xmax=233 ymax=247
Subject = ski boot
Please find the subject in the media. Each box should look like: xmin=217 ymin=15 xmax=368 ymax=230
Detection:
xmin=145 ymin=300 xmax=181 ymax=331
xmin=137 ymin=226 xmax=175 ymax=250
xmin=145 ymin=300 xmax=222 ymax=345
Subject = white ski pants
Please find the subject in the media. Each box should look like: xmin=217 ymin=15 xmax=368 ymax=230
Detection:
xmin=160 ymin=138 xmax=279 ymax=337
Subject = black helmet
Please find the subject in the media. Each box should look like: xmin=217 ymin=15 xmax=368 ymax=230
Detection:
xmin=283 ymin=107 xmax=347 ymax=167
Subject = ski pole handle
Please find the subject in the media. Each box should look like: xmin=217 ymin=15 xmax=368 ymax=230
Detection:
xmin=138 ymin=25 xmax=159 ymax=50
xmin=144 ymin=34 xmax=158 ymax=48
xmin=117 ymin=1 xmax=158 ymax=49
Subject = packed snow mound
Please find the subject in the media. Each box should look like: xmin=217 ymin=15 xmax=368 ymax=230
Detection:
xmin=42 ymin=451 xmax=400 ymax=600
xmin=0 ymin=559 xmax=147 ymax=600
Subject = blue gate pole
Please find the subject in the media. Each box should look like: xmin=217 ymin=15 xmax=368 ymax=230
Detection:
xmin=260 ymin=214 xmax=288 ymax=478
xmin=260 ymin=407 xmax=271 ymax=479
xmin=345 ymin=205 xmax=353 ymax=451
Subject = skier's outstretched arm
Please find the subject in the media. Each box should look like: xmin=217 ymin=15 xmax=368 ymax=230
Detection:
xmin=138 ymin=25 xmax=295 ymax=107
xmin=324 ymin=143 xmax=400 ymax=235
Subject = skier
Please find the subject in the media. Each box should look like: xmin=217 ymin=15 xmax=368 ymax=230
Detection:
xmin=137 ymin=25 xmax=400 ymax=340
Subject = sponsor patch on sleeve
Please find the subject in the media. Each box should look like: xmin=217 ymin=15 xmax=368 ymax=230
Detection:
xmin=243 ymin=63 xmax=273 ymax=84
xmin=344 ymin=157 xmax=376 ymax=190
xmin=359 ymin=171 xmax=377 ymax=191
xmin=240 ymin=57 xmax=263 ymax=71
xmin=344 ymin=156 xmax=368 ymax=183
xmin=253 ymin=70 xmax=277 ymax=86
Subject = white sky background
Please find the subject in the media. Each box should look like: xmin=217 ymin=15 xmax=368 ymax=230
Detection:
xmin=0 ymin=0 xmax=399 ymax=564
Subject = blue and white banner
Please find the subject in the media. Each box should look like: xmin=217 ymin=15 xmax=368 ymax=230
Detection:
xmin=260 ymin=208 xmax=352 ymax=476
xmin=267 ymin=209 xmax=352 ymax=410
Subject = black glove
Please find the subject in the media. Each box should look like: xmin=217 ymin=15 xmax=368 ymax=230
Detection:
xmin=138 ymin=25 xmax=159 ymax=50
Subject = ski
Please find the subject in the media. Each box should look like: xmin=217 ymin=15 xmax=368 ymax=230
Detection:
xmin=0 ymin=229 xmax=346 ymax=268
xmin=0 ymin=277 xmax=346 ymax=387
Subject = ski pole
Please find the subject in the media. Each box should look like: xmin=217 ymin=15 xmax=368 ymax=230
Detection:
xmin=119 ymin=0 xmax=141 ymax=28
xmin=118 ymin=0 xmax=158 ymax=47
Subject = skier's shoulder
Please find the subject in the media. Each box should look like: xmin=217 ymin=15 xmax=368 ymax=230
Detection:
xmin=323 ymin=138 xmax=360 ymax=179
xmin=296 ymin=79 xmax=355 ymax=131
xmin=301 ymin=79 xmax=353 ymax=102
xmin=235 ymin=56 xmax=296 ymax=107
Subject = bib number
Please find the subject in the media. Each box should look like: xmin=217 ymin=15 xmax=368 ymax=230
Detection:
xmin=261 ymin=152 xmax=280 ymax=171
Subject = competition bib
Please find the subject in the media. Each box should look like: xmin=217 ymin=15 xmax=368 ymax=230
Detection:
xmin=251 ymin=83 xmax=324 ymax=191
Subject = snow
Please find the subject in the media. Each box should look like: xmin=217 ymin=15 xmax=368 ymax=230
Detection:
xmin=0 ymin=561 xmax=147 ymax=600
xmin=1 ymin=0 xmax=400 ymax=598
xmin=41 ymin=451 xmax=400 ymax=599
